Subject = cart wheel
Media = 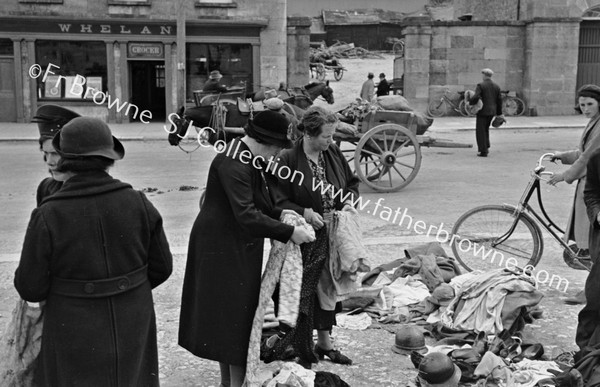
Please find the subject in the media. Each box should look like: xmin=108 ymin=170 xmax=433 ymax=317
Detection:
xmin=354 ymin=124 xmax=421 ymax=192
xmin=334 ymin=68 xmax=344 ymax=81
xmin=315 ymin=63 xmax=326 ymax=81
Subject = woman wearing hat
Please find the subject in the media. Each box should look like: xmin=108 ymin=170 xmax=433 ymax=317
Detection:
xmin=549 ymin=84 xmax=600 ymax=304
xmin=268 ymin=106 xmax=360 ymax=367
xmin=202 ymin=70 xmax=228 ymax=93
xmin=14 ymin=117 xmax=173 ymax=386
xmin=32 ymin=104 xmax=80 ymax=205
xmin=178 ymin=110 xmax=314 ymax=387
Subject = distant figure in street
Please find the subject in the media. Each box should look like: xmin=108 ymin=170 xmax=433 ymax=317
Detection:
xmin=376 ymin=73 xmax=391 ymax=97
xmin=279 ymin=81 xmax=287 ymax=91
xmin=202 ymin=70 xmax=228 ymax=93
xmin=360 ymin=72 xmax=375 ymax=102
xmin=468 ymin=68 xmax=503 ymax=157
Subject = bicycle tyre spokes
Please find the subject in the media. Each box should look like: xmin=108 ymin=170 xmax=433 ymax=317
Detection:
xmin=451 ymin=205 xmax=543 ymax=272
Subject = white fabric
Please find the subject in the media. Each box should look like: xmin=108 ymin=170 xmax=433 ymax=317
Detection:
xmin=265 ymin=362 xmax=315 ymax=387
xmin=336 ymin=312 xmax=372 ymax=330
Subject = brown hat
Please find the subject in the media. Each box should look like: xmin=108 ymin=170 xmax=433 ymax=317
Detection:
xmin=391 ymin=325 xmax=427 ymax=355
xmin=418 ymin=353 xmax=461 ymax=387
xmin=246 ymin=110 xmax=292 ymax=148
xmin=52 ymin=117 xmax=124 ymax=160
xmin=33 ymin=105 xmax=81 ymax=140
xmin=209 ymin=70 xmax=223 ymax=80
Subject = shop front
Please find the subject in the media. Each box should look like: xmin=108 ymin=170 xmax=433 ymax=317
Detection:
xmin=0 ymin=16 xmax=265 ymax=123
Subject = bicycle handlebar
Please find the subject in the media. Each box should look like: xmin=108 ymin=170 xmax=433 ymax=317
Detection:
xmin=534 ymin=153 xmax=556 ymax=178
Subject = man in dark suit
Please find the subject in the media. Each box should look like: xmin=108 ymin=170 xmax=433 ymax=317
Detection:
xmin=376 ymin=73 xmax=391 ymax=97
xmin=469 ymin=68 xmax=503 ymax=157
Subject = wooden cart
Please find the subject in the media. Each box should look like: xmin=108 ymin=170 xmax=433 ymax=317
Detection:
xmin=335 ymin=110 xmax=472 ymax=192
xmin=309 ymin=59 xmax=346 ymax=81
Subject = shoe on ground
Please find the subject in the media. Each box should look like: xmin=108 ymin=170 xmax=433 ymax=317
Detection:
xmin=563 ymin=290 xmax=586 ymax=305
xmin=477 ymin=152 xmax=488 ymax=157
xmin=314 ymin=344 xmax=353 ymax=365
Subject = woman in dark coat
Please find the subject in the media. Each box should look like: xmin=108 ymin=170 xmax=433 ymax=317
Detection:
xmin=178 ymin=110 xmax=314 ymax=387
xmin=14 ymin=117 xmax=173 ymax=387
xmin=270 ymin=106 xmax=360 ymax=367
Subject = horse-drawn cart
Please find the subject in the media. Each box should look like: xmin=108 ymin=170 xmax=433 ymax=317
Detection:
xmin=309 ymin=59 xmax=346 ymax=81
xmin=335 ymin=110 xmax=472 ymax=192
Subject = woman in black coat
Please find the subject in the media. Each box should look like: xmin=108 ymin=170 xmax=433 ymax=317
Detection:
xmin=270 ymin=106 xmax=360 ymax=367
xmin=14 ymin=117 xmax=173 ymax=387
xmin=178 ymin=110 xmax=314 ymax=387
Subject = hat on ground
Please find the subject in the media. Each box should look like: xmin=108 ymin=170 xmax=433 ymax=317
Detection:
xmin=429 ymin=284 xmax=455 ymax=307
xmin=52 ymin=117 xmax=124 ymax=160
xmin=481 ymin=68 xmax=494 ymax=76
xmin=246 ymin=110 xmax=292 ymax=149
xmin=417 ymin=352 xmax=462 ymax=387
xmin=209 ymin=70 xmax=223 ymax=80
xmin=33 ymin=105 xmax=81 ymax=140
xmin=391 ymin=325 xmax=427 ymax=355
xmin=492 ymin=115 xmax=506 ymax=128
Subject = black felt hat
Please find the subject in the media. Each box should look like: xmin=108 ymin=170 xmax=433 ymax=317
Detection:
xmin=52 ymin=117 xmax=125 ymax=160
xmin=246 ymin=110 xmax=293 ymax=148
xmin=33 ymin=105 xmax=81 ymax=140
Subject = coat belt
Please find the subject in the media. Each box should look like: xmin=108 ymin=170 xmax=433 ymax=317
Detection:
xmin=50 ymin=265 xmax=148 ymax=298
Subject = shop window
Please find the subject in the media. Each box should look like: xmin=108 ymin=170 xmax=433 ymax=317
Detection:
xmin=186 ymin=43 xmax=252 ymax=101
xmin=0 ymin=40 xmax=13 ymax=56
xmin=155 ymin=64 xmax=165 ymax=88
xmin=35 ymin=41 xmax=107 ymax=101
xmin=195 ymin=0 xmax=236 ymax=8
xmin=19 ymin=0 xmax=63 ymax=3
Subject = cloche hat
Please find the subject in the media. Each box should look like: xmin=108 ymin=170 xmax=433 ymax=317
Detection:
xmin=33 ymin=104 xmax=81 ymax=140
xmin=246 ymin=110 xmax=292 ymax=149
xmin=52 ymin=117 xmax=125 ymax=160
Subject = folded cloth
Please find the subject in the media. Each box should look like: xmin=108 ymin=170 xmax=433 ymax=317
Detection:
xmin=336 ymin=312 xmax=372 ymax=330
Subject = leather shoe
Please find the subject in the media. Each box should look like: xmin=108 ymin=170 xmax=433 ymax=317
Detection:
xmin=564 ymin=290 xmax=586 ymax=305
xmin=477 ymin=152 xmax=488 ymax=157
xmin=314 ymin=344 xmax=353 ymax=365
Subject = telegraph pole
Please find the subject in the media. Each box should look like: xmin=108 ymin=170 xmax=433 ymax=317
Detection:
xmin=176 ymin=0 xmax=186 ymax=108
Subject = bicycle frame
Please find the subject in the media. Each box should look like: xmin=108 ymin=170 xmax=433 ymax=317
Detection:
xmin=494 ymin=153 xmax=574 ymax=254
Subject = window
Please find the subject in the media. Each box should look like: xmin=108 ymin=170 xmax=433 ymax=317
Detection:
xmin=108 ymin=0 xmax=150 ymax=5
xmin=35 ymin=41 xmax=107 ymax=101
xmin=19 ymin=0 xmax=63 ymax=3
xmin=0 ymin=39 xmax=13 ymax=56
xmin=195 ymin=0 xmax=236 ymax=8
xmin=186 ymin=43 xmax=252 ymax=101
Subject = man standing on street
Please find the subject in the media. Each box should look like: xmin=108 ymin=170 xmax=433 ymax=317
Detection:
xmin=376 ymin=73 xmax=391 ymax=97
xmin=360 ymin=72 xmax=375 ymax=102
xmin=469 ymin=68 xmax=503 ymax=157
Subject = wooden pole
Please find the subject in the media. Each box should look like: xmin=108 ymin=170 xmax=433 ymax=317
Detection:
xmin=176 ymin=0 xmax=186 ymax=108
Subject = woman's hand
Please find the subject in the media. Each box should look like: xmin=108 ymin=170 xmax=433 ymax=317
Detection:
xmin=342 ymin=203 xmax=358 ymax=214
xmin=547 ymin=172 xmax=565 ymax=186
xmin=290 ymin=226 xmax=316 ymax=244
xmin=304 ymin=208 xmax=324 ymax=230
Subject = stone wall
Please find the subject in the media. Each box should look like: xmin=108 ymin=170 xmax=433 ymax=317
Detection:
xmin=287 ymin=16 xmax=312 ymax=86
xmin=453 ymin=0 xmax=518 ymax=21
xmin=419 ymin=21 xmax=525 ymax=114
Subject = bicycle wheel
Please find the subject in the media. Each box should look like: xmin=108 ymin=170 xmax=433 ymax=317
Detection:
xmin=451 ymin=205 xmax=543 ymax=272
xmin=502 ymin=97 xmax=525 ymax=116
xmin=427 ymin=99 xmax=448 ymax=117
xmin=458 ymin=100 xmax=472 ymax=117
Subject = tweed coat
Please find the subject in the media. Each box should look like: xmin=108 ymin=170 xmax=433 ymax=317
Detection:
xmin=560 ymin=114 xmax=600 ymax=249
xmin=14 ymin=171 xmax=173 ymax=387
xmin=178 ymin=139 xmax=295 ymax=366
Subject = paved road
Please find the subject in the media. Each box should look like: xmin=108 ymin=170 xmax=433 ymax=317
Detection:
xmin=0 ymin=127 xmax=588 ymax=385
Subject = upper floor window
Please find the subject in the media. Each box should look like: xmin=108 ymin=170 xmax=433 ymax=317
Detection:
xmin=19 ymin=0 xmax=63 ymax=3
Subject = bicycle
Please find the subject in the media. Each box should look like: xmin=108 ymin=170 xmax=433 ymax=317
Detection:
xmin=427 ymin=89 xmax=470 ymax=117
xmin=450 ymin=153 xmax=592 ymax=272
xmin=501 ymin=90 xmax=526 ymax=116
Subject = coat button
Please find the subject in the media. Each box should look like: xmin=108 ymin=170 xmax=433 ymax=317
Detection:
xmin=117 ymin=278 xmax=129 ymax=290
xmin=84 ymin=283 xmax=95 ymax=294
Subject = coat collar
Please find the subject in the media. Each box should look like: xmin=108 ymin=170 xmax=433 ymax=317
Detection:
xmin=582 ymin=114 xmax=600 ymax=148
xmin=41 ymin=170 xmax=132 ymax=204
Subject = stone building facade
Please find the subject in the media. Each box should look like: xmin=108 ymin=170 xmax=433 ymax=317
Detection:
xmin=402 ymin=0 xmax=599 ymax=116
xmin=0 ymin=0 xmax=305 ymax=123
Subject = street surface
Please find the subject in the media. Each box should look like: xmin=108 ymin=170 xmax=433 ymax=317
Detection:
xmin=0 ymin=126 xmax=588 ymax=386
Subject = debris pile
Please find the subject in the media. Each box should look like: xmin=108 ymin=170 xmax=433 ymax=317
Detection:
xmin=310 ymin=40 xmax=384 ymax=62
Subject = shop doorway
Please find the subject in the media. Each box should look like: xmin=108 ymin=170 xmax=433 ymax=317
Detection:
xmin=0 ymin=58 xmax=16 ymax=122
xmin=129 ymin=61 xmax=165 ymax=122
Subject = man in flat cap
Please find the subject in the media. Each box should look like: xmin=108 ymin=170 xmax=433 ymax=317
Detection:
xmin=468 ymin=68 xmax=503 ymax=157
xmin=360 ymin=72 xmax=375 ymax=102
xmin=32 ymin=104 xmax=80 ymax=205
xmin=202 ymin=70 xmax=228 ymax=93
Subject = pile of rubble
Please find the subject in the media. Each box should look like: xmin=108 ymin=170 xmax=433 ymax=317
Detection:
xmin=310 ymin=40 xmax=384 ymax=61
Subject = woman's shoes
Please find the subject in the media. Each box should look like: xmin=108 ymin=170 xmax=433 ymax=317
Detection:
xmin=314 ymin=344 xmax=353 ymax=365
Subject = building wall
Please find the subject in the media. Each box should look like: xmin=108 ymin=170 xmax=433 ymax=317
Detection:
xmin=288 ymin=0 xmax=426 ymax=17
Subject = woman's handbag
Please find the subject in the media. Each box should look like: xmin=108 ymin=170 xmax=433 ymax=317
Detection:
xmin=0 ymin=299 xmax=44 ymax=387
